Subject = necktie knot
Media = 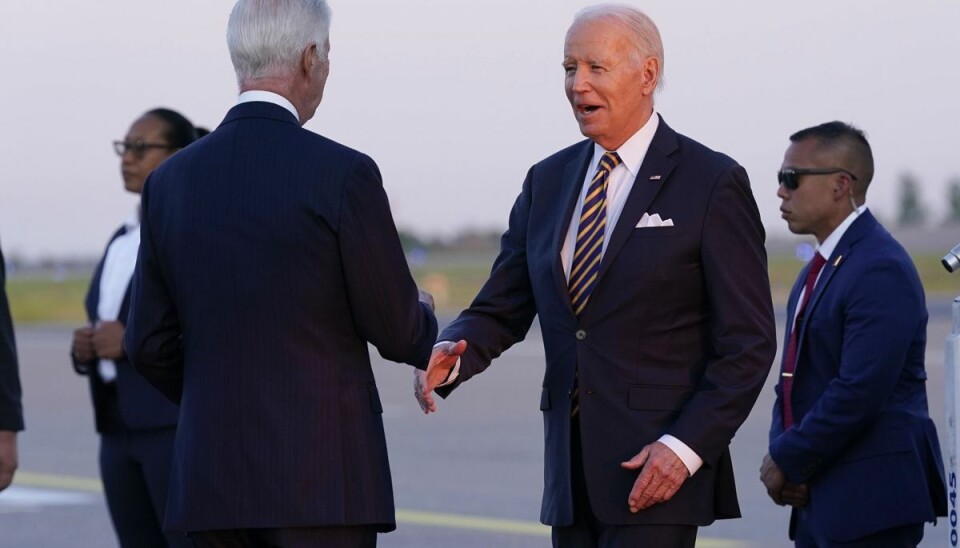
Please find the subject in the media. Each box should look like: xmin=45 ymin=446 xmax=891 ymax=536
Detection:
xmin=599 ymin=151 xmax=622 ymax=174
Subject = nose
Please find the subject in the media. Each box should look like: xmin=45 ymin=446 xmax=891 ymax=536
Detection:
xmin=776 ymin=182 xmax=790 ymax=199
xmin=569 ymin=67 xmax=591 ymax=93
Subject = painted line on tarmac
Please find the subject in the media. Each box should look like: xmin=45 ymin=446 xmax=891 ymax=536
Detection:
xmin=13 ymin=471 xmax=746 ymax=546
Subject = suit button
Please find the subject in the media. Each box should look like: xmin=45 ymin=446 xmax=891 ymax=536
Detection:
xmin=575 ymin=329 xmax=586 ymax=340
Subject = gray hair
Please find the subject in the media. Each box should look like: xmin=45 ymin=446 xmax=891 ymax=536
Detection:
xmin=227 ymin=0 xmax=332 ymax=84
xmin=572 ymin=4 xmax=665 ymax=91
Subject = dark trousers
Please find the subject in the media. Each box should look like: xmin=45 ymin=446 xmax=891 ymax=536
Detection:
xmin=794 ymin=508 xmax=924 ymax=547
xmin=552 ymin=418 xmax=697 ymax=548
xmin=99 ymin=421 xmax=190 ymax=547
xmin=189 ymin=527 xmax=378 ymax=548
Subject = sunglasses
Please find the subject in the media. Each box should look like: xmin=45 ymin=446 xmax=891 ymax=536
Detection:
xmin=113 ymin=140 xmax=177 ymax=158
xmin=777 ymin=167 xmax=858 ymax=191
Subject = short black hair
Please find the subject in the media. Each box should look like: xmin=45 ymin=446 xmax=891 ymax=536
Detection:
xmin=790 ymin=121 xmax=874 ymax=185
xmin=145 ymin=108 xmax=199 ymax=149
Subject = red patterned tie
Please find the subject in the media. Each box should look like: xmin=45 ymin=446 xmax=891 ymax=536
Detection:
xmin=781 ymin=253 xmax=827 ymax=429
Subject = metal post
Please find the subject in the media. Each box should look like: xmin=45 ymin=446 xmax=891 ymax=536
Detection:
xmin=947 ymin=297 xmax=960 ymax=546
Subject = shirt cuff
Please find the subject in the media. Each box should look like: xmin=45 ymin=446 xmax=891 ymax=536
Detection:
xmin=432 ymin=342 xmax=460 ymax=387
xmin=658 ymin=434 xmax=703 ymax=477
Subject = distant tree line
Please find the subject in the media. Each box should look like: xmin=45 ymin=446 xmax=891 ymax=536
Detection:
xmin=897 ymin=173 xmax=960 ymax=227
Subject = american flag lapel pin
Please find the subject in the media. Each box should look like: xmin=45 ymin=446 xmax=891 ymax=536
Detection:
xmin=833 ymin=255 xmax=843 ymax=267
xmin=649 ymin=175 xmax=662 ymax=181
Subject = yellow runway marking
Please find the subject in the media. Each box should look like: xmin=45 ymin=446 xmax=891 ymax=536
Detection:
xmin=13 ymin=471 xmax=747 ymax=546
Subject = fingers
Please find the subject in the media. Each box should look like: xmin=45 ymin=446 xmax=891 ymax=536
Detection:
xmin=442 ymin=339 xmax=467 ymax=357
xmin=625 ymin=443 xmax=687 ymax=512
xmin=780 ymin=484 xmax=809 ymax=507
xmin=620 ymin=446 xmax=649 ymax=470
xmin=413 ymin=370 xmax=437 ymax=414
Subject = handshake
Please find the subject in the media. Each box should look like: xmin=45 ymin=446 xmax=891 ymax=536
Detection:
xmin=415 ymin=289 xmax=467 ymax=415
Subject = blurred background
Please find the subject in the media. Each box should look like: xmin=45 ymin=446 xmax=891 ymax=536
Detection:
xmin=1 ymin=1 xmax=958 ymax=546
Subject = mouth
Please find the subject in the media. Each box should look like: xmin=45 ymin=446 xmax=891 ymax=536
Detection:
xmin=576 ymin=104 xmax=601 ymax=116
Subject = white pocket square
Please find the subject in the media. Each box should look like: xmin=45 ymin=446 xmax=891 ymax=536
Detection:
xmin=636 ymin=213 xmax=674 ymax=228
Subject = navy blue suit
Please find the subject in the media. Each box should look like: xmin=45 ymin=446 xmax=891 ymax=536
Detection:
xmin=125 ymin=102 xmax=438 ymax=534
xmin=437 ymin=117 xmax=777 ymax=528
xmin=0 ymin=243 xmax=22 ymax=433
xmin=74 ymin=227 xmax=187 ymax=547
xmin=769 ymin=211 xmax=946 ymax=543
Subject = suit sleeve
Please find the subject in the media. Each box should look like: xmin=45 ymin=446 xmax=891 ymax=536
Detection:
xmin=435 ymin=167 xmax=539 ymax=395
xmin=769 ymin=257 xmax=923 ymax=483
xmin=338 ymin=154 xmax=438 ymax=369
xmin=668 ymin=164 xmax=777 ymax=465
xmin=124 ymin=176 xmax=185 ymax=403
xmin=0 ymin=246 xmax=23 ymax=432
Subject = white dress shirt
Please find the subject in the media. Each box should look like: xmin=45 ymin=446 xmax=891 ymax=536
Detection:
xmin=237 ymin=90 xmax=300 ymax=122
xmin=96 ymin=211 xmax=141 ymax=382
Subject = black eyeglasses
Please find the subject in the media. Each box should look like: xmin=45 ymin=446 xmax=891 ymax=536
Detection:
xmin=113 ymin=140 xmax=176 ymax=158
xmin=777 ymin=167 xmax=858 ymax=191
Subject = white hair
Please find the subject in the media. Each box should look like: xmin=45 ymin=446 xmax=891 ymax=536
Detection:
xmin=227 ymin=0 xmax=332 ymax=84
xmin=572 ymin=3 xmax=665 ymax=91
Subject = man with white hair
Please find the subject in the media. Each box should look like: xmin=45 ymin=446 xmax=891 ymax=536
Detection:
xmin=125 ymin=1 xmax=438 ymax=546
xmin=416 ymin=4 xmax=776 ymax=546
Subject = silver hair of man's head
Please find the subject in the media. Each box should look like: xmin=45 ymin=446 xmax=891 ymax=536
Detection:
xmin=572 ymin=3 xmax=665 ymax=91
xmin=227 ymin=0 xmax=332 ymax=85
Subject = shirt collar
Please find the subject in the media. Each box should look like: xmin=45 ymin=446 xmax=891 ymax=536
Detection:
xmin=590 ymin=110 xmax=659 ymax=176
xmin=236 ymin=90 xmax=300 ymax=122
xmin=817 ymin=204 xmax=868 ymax=261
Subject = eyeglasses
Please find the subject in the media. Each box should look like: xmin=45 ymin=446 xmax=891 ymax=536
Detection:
xmin=113 ymin=140 xmax=176 ymax=158
xmin=777 ymin=167 xmax=858 ymax=191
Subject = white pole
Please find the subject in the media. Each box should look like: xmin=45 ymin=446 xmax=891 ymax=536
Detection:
xmin=947 ymin=297 xmax=960 ymax=547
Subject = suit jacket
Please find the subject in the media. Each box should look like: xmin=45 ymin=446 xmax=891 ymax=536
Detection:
xmin=437 ymin=116 xmax=776 ymax=527
xmin=0 ymin=244 xmax=23 ymax=432
xmin=124 ymin=102 xmax=438 ymax=533
xmin=72 ymin=226 xmax=179 ymax=434
xmin=768 ymin=210 xmax=947 ymax=542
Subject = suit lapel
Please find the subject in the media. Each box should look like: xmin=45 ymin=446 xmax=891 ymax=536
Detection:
xmin=596 ymin=117 xmax=678 ymax=283
xmin=798 ymin=211 xmax=877 ymax=342
xmin=551 ymin=142 xmax=594 ymax=311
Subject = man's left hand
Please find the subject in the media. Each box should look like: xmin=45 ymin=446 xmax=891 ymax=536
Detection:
xmin=760 ymin=452 xmax=788 ymax=506
xmin=92 ymin=321 xmax=126 ymax=360
xmin=621 ymin=441 xmax=688 ymax=512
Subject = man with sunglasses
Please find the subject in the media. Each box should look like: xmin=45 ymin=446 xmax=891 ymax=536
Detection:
xmin=761 ymin=121 xmax=946 ymax=547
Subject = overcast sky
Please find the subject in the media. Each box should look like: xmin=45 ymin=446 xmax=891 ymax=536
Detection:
xmin=1 ymin=1 xmax=958 ymax=259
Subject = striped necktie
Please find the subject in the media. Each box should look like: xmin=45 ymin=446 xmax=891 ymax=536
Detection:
xmin=569 ymin=150 xmax=621 ymax=418
xmin=569 ymin=151 xmax=621 ymax=317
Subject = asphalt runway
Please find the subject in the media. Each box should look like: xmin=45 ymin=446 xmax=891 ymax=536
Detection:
xmin=1 ymin=302 xmax=956 ymax=547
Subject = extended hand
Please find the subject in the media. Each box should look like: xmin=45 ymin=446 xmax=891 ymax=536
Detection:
xmin=92 ymin=321 xmax=126 ymax=360
xmin=0 ymin=431 xmax=18 ymax=492
xmin=760 ymin=452 xmax=787 ymax=506
xmin=621 ymin=441 xmax=688 ymax=512
xmin=414 ymin=340 xmax=467 ymax=414
xmin=72 ymin=325 xmax=96 ymax=362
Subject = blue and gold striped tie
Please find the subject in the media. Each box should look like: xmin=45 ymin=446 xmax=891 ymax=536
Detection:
xmin=569 ymin=151 xmax=621 ymax=417
xmin=569 ymin=151 xmax=621 ymax=317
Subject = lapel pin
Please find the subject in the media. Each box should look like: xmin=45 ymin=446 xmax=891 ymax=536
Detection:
xmin=833 ymin=255 xmax=843 ymax=267
xmin=649 ymin=175 xmax=662 ymax=180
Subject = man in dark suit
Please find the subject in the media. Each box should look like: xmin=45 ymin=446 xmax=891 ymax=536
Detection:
xmin=124 ymin=1 xmax=438 ymax=546
xmin=0 ymin=242 xmax=23 ymax=492
xmin=416 ymin=5 xmax=776 ymax=547
xmin=761 ymin=121 xmax=946 ymax=547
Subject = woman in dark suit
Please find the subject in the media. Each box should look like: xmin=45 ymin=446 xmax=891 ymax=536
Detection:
xmin=70 ymin=108 xmax=199 ymax=548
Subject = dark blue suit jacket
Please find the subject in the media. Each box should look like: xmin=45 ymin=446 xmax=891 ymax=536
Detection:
xmin=125 ymin=102 xmax=438 ymax=533
xmin=438 ymin=117 xmax=776 ymax=527
xmin=0 ymin=244 xmax=23 ymax=432
xmin=769 ymin=210 xmax=946 ymax=542
xmin=72 ymin=226 xmax=179 ymax=433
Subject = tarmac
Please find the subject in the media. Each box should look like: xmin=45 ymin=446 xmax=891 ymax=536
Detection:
xmin=1 ymin=300 xmax=957 ymax=547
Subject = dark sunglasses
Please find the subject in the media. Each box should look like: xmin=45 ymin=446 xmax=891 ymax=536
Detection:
xmin=113 ymin=140 xmax=177 ymax=158
xmin=777 ymin=167 xmax=858 ymax=191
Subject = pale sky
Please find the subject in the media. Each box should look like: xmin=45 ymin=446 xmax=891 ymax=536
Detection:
xmin=1 ymin=1 xmax=958 ymax=259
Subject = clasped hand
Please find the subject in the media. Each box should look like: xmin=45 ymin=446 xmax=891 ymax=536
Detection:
xmin=413 ymin=340 xmax=467 ymax=413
